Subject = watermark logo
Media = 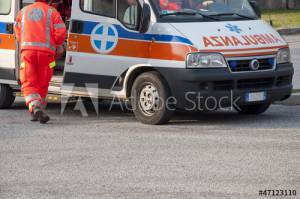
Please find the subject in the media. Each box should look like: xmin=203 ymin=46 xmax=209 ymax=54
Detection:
xmin=59 ymin=84 xmax=242 ymax=117
xmin=60 ymin=83 xmax=99 ymax=117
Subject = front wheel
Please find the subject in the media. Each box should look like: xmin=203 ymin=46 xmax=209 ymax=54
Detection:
xmin=131 ymin=71 xmax=175 ymax=125
xmin=0 ymin=84 xmax=15 ymax=109
xmin=234 ymin=103 xmax=271 ymax=115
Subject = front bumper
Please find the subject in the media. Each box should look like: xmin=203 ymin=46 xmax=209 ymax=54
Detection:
xmin=156 ymin=63 xmax=294 ymax=110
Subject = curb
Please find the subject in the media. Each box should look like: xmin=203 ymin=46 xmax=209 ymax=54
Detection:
xmin=278 ymin=28 xmax=300 ymax=35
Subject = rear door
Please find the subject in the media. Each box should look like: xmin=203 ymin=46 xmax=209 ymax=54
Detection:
xmin=0 ymin=0 xmax=19 ymax=84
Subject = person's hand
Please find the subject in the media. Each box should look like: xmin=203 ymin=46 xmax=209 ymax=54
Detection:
xmin=202 ymin=0 xmax=214 ymax=7
xmin=55 ymin=45 xmax=64 ymax=59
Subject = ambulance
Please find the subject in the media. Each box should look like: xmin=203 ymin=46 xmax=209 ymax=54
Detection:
xmin=0 ymin=0 xmax=294 ymax=124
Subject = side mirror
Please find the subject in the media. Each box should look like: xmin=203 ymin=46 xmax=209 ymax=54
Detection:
xmin=249 ymin=0 xmax=261 ymax=18
xmin=139 ymin=3 xmax=151 ymax=33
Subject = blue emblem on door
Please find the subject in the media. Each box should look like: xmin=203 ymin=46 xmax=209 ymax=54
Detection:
xmin=90 ymin=23 xmax=118 ymax=54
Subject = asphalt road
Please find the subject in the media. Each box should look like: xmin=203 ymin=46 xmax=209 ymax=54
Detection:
xmin=285 ymin=34 xmax=300 ymax=89
xmin=0 ymin=99 xmax=299 ymax=199
xmin=0 ymin=34 xmax=299 ymax=199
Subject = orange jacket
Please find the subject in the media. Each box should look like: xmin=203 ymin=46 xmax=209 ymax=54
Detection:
xmin=14 ymin=2 xmax=67 ymax=55
xmin=160 ymin=0 xmax=181 ymax=11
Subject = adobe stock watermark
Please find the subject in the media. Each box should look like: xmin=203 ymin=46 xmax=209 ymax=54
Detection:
xmin=184 ymin=91 xmax=242 ymax=112
xmin=59 ymin=83 xmax=241 ymax=117
xmin=60 ymin=83 xmax=100 ymax=117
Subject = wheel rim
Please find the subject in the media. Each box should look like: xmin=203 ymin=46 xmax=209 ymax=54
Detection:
xmin=138 ymin=83 xmax=160 ymax=116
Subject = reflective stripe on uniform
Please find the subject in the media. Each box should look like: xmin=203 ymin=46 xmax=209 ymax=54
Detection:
xmin=25 ymin=93 xmax=41 ymax=104
xmin=21 ymin=7 xmax=56 ymax=52
xmin=30 ymin=100 xmax=41 ymax=107
xmin=20 ymin=62 xmax=26 ymax=68
xmin=28 ymin=100 xmax=42 ymax=112
xmin=22 ymin=41 xmax=56 ymax=51
xmin=41 ymin=98 xmax=47 ymax=109
xmin=54 ymin=23 xmax=65 ymax=29
xmin=46 ymin=8 xmax=53 ymax=49
xmin=49 ymin=61 xmax=56 ymax=68
xmin=21 ymin=7 xmax=27 ymax=41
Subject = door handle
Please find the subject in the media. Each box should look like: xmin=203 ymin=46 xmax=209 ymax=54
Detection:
xmin=70 ymin=20 xmax=83 ymax=34
xmin=6 ymin=23 xmax=14 ymax=34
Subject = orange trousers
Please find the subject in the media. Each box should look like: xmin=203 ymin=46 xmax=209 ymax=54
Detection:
xmin=20 ymin=50 xmax=55 ymax=112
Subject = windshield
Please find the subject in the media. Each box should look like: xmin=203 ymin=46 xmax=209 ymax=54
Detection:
xmin=151 ymin=0 xmax=258 ymax=22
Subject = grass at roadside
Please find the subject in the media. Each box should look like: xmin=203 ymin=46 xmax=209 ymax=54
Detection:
xmin=262 ymin=9 xmax=300 ymax=29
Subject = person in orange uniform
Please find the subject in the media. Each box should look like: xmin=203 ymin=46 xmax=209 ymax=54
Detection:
xmin=160 ymin=0 xmax=181 ymax=11
xmin=14 ymin=0 xmax=66 ymax=123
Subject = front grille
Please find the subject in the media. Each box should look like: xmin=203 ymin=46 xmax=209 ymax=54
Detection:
xmin=228 ymin=57 xmax=275 ymax=72
xmin=237 ymin=78 xmax=274 ymax=89
xmin=197 ymin=75 xmax=292 ymax=91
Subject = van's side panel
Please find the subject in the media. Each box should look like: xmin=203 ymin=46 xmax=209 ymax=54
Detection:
xmin=0 ymin=0 xmax=18 ymax=84
xmin=63 ymin=0 xmax=145 ymax=95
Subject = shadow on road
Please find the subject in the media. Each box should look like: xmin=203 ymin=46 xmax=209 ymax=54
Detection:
xmin=8 ymin=98 xmax=300 ymax=129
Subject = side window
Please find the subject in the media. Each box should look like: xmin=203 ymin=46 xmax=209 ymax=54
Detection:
xmin=117 ymin=0 xmax=141 ymax=30
xmin=0 ymin=0 xmax=11 ymax=15
xmin=22 ymin=0 xmax=35 ymax=8
xmin=80 ymin=0 xmax=116 ymax=18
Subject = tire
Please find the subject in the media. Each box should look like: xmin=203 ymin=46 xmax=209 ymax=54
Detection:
xmin=131 ymin=71 xmax=175 ymax=125
xmin=235 ymin=103 xmax=271 ymax=115
xmin=0 ymin=84 xmax=15 ymax=109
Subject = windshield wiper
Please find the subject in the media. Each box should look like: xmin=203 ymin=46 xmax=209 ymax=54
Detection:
xmin=160 ymin=10 xmax=219 ymax=21
xmin=160 ymin=11 xmax=197 ymax=17
xmin=209 ymin=12 xmax=255 ymax=20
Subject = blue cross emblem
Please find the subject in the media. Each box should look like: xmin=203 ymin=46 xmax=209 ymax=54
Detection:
xmin=91 ymin=23 xmax=118 ymax=54
xmin=225 ymin=24 xmax=242 ymax=34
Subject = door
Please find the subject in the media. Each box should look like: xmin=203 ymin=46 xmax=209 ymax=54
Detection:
xmin=63 ymin=0 xmax=144 ymax=98
xmin=0 ymin=0 xmax=19 ymax=84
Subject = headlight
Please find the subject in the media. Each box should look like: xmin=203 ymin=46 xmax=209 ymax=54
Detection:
xmin=277 ymin=48 xmax=291 ymax=64
xmin=186 ymin=53 xmax=227 ymax=68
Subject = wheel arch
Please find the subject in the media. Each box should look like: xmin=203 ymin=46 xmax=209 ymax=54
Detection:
xmin=122 ymin=65 xmax=170 ymax=99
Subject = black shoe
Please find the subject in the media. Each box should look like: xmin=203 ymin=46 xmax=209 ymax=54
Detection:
xmin=30 ymin=112 xmax=39 ymax=122
xmin=33 ymin=108 xmax=50 ymax=124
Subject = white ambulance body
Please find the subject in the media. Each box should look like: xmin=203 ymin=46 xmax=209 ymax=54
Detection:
xmin=0 ymin=0 xmax=294 ymax=124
